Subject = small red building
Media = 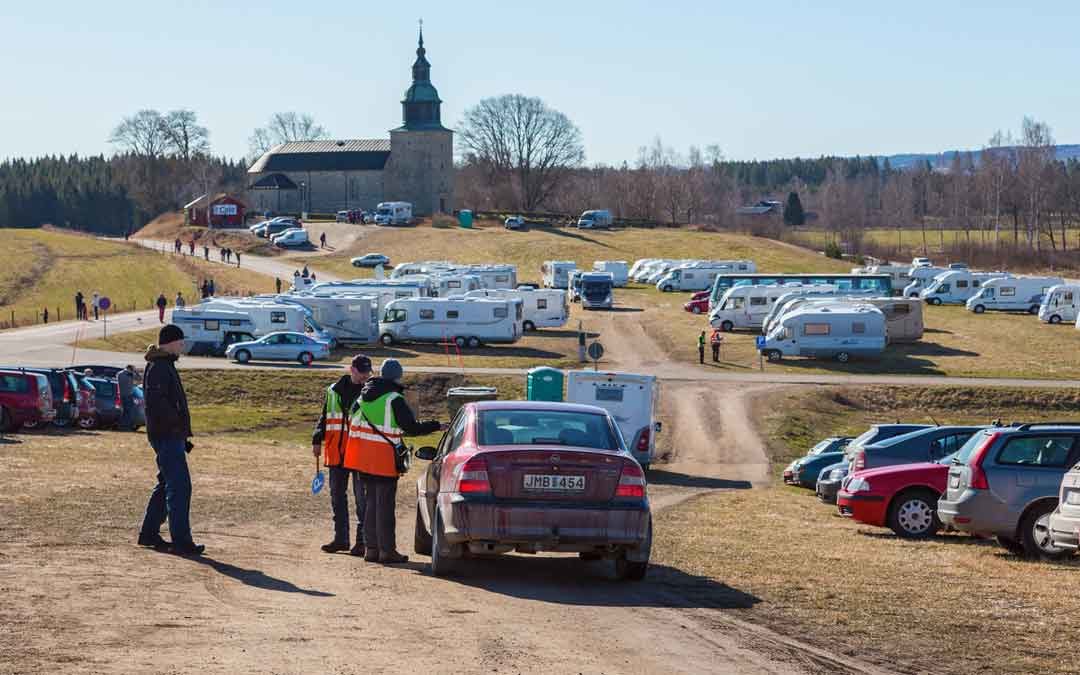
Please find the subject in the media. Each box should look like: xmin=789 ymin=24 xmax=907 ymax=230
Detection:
xmin=184 ymin=193 xmax=248 ymax=228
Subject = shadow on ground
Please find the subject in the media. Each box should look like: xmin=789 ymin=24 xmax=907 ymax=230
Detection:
xmin=776 ymin=341 xmax=980 ymax=376
xmin=537 ymin=227 xmax=614 ymax=248
xmin=187 ymin=555 xmax=335 ymax=597
xmin=647 ymin=468 xmax=753 ymax=490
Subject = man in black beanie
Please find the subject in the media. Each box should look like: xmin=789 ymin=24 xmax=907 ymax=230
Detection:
xmin=138 ymin=323 xmax=203 ymax=556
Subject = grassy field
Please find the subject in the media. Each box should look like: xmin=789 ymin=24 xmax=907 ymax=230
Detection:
xmin=652 ymin=385 xmax=1080 ymax=675
xmin=792 ymin=227 xmax=1080 ymax=258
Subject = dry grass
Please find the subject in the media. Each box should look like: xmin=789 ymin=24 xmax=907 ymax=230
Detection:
xmin=135 ymin=212 xmax=278 ymax=257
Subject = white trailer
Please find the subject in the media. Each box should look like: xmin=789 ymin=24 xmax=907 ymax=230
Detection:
xmin=464 ymin=288 xmax=568 ymax=330
xmin=593 ymin=260 xmax=629 ymax=287
xmin=193 ymin=299 xmax=306 ymax=337
xmin=709 ymin=283 xmax=837 ymax=331
xmin=769 ymin=296 xmax=923 ymax=343
xmin=1039 ymin=284 xmax=1080 ymax=324
xmin=902 ymin=266 xmax=946 ymax=298
xmin=655 ymin=260 xmax=756 ymax=292
xmin=171 ymin=308 xmax=258 ymax=356
xmin=378 ymin=296 xmax=522 ymax=348
xmin=272 ymin=293 xmax=379 ymax=345
xmin=565 ymin=370 xmax=659 ymax=469
xmin=919 ymin=271 xmax=1010 ymax=305
xmin=760 ymin=303 xmax=887 ymax=363
xmin=374 ymin=201 xmax=412 ymax=225
xmin=541 ymin=260 xmax=577 ymax=289
xmin=966 ymin=276 xmax=1063 ymax=314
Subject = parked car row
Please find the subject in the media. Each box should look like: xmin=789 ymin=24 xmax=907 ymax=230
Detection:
xmin=0 ymin=365 xmax=144 ymax=433
xmin=792 ymin=421 xmax=1080 ymax=559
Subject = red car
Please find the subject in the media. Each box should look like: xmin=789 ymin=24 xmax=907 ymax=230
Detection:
xmin=68 ymin=372 xmax=99 ymax=429
xmin=0 ymin=370 xmax=56 ymax=432
xmin=683 ymin=290 xmax=711 ymax=314
xmin=836 ymin=455 xmax=955 ymax=538
xmin=413 ymin=401 xmax=652 ymax=580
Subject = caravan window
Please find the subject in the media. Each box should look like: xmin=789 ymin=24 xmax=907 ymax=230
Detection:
xmin=888 ymin=304 xmax=911 ymax=316
xmin=419 ymin=309 xmax=435 ymax=320
xmin=537 ymin=298 xmax=548 ymax=310
xmin=595 ymin=387 xmax=624 ymax=402
xmin=1066 ymin=292 xmax=1075 ymax=304
xmin=803 ymin=323 xmax=831 ymax=336
xmin=447 ymin=280 xmax=461 ymax=289
xmin=493 ymin=306 xmax=509 ymax=319
xmin=384 ymin=309 xmax=407 ymax=323
xmin=446 ymin=310 xmax=459 ymax=319
xmin=750 ymin=297 xmax=767 ymax=307
xmin=852 ymin=322 xmax=866 ymax=334
xmin=1000 ymin=287 xmax=1016 ymax=297
xmin=271 ymin=311 xmax=287 ymax=323
xmin=955 ymin=279 xmax=968 ymax=289
xmin=723 ymin=297 xmax=745 ymax=311
xmin=204 ymin=320 xmax=220 ymax=331
xmin=738 ymin=264 xmax=748 ymax=271
xmin=396 ymin=292 xmax=411 ymax=299
xmin=228 ymin=320 xmax=244 ymax=326
xmin=495 ymin=275 xmax=509 ymax=283
xmin=973 ymin=280 xmax=981 ymax=287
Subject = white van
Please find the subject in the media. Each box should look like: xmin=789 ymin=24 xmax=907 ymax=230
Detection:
xmin=566 ymin=370 xmax=659 ymax=469
xmin=464 ymin=288 xmax=568 ymax=330
xmin=273 ymin=293 xmax=379 ymax=345
xmin=378 ymin=297 xmax=521 ymax=348
xmin=760 ymin=304 xmax=887 ymax=363
xmin=593 ymin=261 xmax=629 ymax=287
xmin=194 ymin=300 xmax=306 ymax=337
xmin=541 ymin=260 xmax=577 ymax=289
xmin=577 ymin=209 xmax=612 ymax=229
xmin=919 ymin=271 xmax=1010 ymax=305
xmin=655 ymin=260 xmax=757 ymax=292
xmin=966 ymin=276 xmax=1063 ymax=314
xmin=171 ymin=308 xmax=257 ymax=356
xmin=710 ymin=283 xmax=837 ymax=331
xmin=1039 ymin=284 xmax=1080 ymax=324
xmin=902 ymin=266 xmax=946 ymax=298
xmin=580 ymin=272 xmax=615 ymax=310
xmin=374 ymin=201 xmax=412 ymax=225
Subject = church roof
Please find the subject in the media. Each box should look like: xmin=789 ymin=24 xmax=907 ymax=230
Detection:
xmin=247 ymin=139 xmax=391 ymax=173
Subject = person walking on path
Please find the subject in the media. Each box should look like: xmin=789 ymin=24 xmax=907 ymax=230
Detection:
xmin=710 ymin=327 xmax=723 ymax=363
xmin=302 ymin=264 xmax=310 ymax=278
xmin=92 ymin=292 xmax=101 ymax=321
xmin=203 ymin=245 xmax=209 ymax=261
xmin=175 ymin=292 xmax=186 ymax=309
xmin=698 ymin=330 xmax=706 ymax=365
xmin=234 ymin=251 xmax=240 ymax=268
xmin=189 ymin=240 xmax=195 ymax=256
xmin=200 ymin=280 xmax=209 ymax=300
xmin=275 ymin=277 xmax=282 ymax=294
xmin=42 ymin=307 xmax=48 ymax=324
xmin=208 ymin=279 xmax=215 ymax=297
xmin=174 ymin=238 xmax=181 ymax=254
xmin=117 ymin=364 xmax=136 ymax=431
xmin=156 ymin=293 xmax=167 ymax=323
xmin=319 ymin=232 xmax=327 ymax=249
xmin=344 ymin=359 xmax=443 ymax=564
xmin=138 ymin=324 xmax=203 ymax=556
xmin=312 ymin=355 xmax=373 ymax=555
xmin=75 ymin=291 xmax=84 ymax=321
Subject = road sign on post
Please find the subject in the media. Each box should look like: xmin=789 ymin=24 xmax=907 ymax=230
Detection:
xmin=587 ymin=341 xmax=604 ymax=371
xmin=99 ymin=297 xmax=111 ymax=339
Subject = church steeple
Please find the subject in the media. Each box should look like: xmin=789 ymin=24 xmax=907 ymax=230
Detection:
xmin=400 ymin=21 xmax=444 ymax=130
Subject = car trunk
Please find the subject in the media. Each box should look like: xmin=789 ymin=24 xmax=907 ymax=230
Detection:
xmin=945 ymin=461 xmax=973 ymax=501
xmin=482 ymin=448 xmax=624 ymax=502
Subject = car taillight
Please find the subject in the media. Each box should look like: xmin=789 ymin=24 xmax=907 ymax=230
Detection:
xmin=637 ymin=428 xmax=650 ymax=453
xmin=63 ymin=378 xmax=72 ymax=403
xmin=968 ymin=432 xmax=1001 ymax=490
xmin=615 ymin=462 xmax=646 ymax=499
xmin=853 ymin=449 xmax=865 ymax=471
xmin=457 ymin=456 xmax=491 ymax=495
xmin=114 ymin=384 xmax=121 ymax=409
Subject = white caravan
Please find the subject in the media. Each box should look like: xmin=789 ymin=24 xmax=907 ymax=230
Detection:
xmin=579 ymin=272 xmax=615 ymax=310
xmin=397 ymin=273 xmax=482 ymax=297
xmin=902 ymin=266 xmax=946 ymax=298
xmin=566 ymin=370 xmax=659 ymax=469
xmin=632 ymin=259 xmax=672 ymax=282
xmin=456 ymin=264 xmax=518 ymax=290
xmin=464 ymin=288 xmax=568 ymax=330
xmin=171 ymin=308 xmax=257 ymax=356
xmin=760 ymin=303 xmax=887 ymax=363
xmin=655 ymin=260 xmax=757 ymax=292
xmin=193 ymin=299 xmax=306 ymax=337
xmin=542 ymin=260 xmax=578 ymax=289
xmin=919 ymin=271 xmax=1010 ymax=305
xmin=966 ymin=276 xmax=1063 ymax=314
xmin=272 ymin=293 xmax=379 ymax=345
xmin=629 ymin=259 xmax=660 ymax=279
xmin=1039 ymin=284 xmax=1080 ymax=324
xmin=710 ymin=284 xmax=837 ymax=331
xmin=374 ymin=201 xmax=412 ymax=225
xmin=390 ymin=261 xmax=454 ymax=278
xmin=860 ymin=265 xmax=912 ymax=295
xmin=309 ymin=279 xmax=432 ymax=311
xmin=770 ymin=296 xmax=924 ymax=343
xmin=379 ymin=297 xmax=521 ymax=348
xmin=761 ymin=288 xmax=877 ymax=335
xmin=577 ymin=209 xmax=613 ymax=229
xmin=593 ymin=260 xmax=630 ymax=287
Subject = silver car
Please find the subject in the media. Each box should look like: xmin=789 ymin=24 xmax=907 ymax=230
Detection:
xmin=938 ymin=424 xmax=1080 ymax=560
xmin=225 ymin=331 xmax=331 ymax=366
xmin=1048 ymin=457 xmax=1080 ymax=551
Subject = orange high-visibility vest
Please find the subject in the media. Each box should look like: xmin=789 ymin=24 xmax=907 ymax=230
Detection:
xmin=343 ymin=392 xmax=404 ymax=477
xmin=321 ymin=386 xmax=347 ymax=467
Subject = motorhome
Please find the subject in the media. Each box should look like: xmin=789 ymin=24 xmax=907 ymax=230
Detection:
xmin=759 ymin=304 xmax=887 ymax=362
xmin=541 ymin=260 xmax=577 ymax=289
xmin=632 ymin=259 xmax=675 ymax=282
xmin=709 ymin=283 xmax=837 ymax=331
xmin=629 ymin=259 xmax=659 ymax=279
xmin=902 ymin=266 xmax=946 ymax=298
xmin=1039 ymin=284 xmax=1080 ymax=324
xmin=397 ymin=273 xmax=481 ymax=297
xmin=464 ymin=288 xmax=568 ymax=330
xmin=919 ymin=271 xmax=1010 ymax=305
xmin=272 ymin=293 xmax=379 ymax=345
xmin=770 ymin=296 xmax=923 ymax=343
xmin=378 ymin=297 xmax=521 ymax=348
xmin=309 ymin=279 xmax=432 ymax=311
xmin=457 ymin=264 xmax=518 ymax=290
xmin=189 ymin=300 xmax=306 ymax=337
xmin=860 ymin=265 xmax=912 ymax=295
xmin=565 ymin=370 xmax=659 ymax=469
xmin=390 ymin=261 xmax=454 ymax=278
xmin=374 ymin=201 xmax=412 ymax=225
xmin=966 ymin=276 xmax=1063 ymax=314
xmin=593 ymin=260 xmax=629 ymax=287
xmin=171 ymin=308 xmax=258 ymax=356
xmin=761 ymin=288 xmax=877 ymax=335
xmin=655 ymin=260 xmax=757 ymax=292
xmin=576 ymin=209 xmax=612 ymax=229
xmin=580 ymin=272 xmax=615 ymax=310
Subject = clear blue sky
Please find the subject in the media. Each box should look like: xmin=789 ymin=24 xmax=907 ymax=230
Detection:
xmin=3 ymin=0 xmax=1078 ymax=165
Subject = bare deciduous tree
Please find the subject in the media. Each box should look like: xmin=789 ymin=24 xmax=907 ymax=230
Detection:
xmin=248 ymin=112 xmax=330 ymax=158
xmin=164 ymin=109 xmax=210 ymax=160
xmin=109 ymin=110 xmax=171 ymax=159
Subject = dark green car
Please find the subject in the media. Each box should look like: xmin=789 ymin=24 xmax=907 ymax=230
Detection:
xmin=783 ymin=437 xmax=853 ymax=488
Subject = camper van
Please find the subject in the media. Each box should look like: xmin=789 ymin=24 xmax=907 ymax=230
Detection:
xmin=566 ymin=370 xmax=659 ymax=469
xmin=760 ymin=304 xmax=887 ymax=362
xmin=191 ymin=300 xmax=306 ymax=337
xmin=397 ymin=273 xmax=481 ymax=297
xmin=632 ymin=259 xmax=673 ymax=282
xmin=390 ymin=261 xmax=454 ymax=278
xmin=374 ymin=201 xmax=412 ymax=225
xmin=902 ymin=266 xmax=946 ymax=298
xmin=464 ymin=288 xmax=568 ymax=330
xmin=272 ymin=293 xmax=379 ymax=345
xmin=378 ymin=296 xmax=521 ymax=348
xmin=919 ymin=271 xmax=1010 ymax=305
xmin=593 ymin=260 xmax=629 ymax=287
xmin=171 ymin=308 xmax=258 ymax=356
xmin=309 ymin=279 xmax=432 ymax=310
xmin=966 ymin=276 xmax=1063 ymax=314
xmin=761 ymin=288 xmax=877 ymax=335
xmin=456 ymin=264 xmax=518 ymax=290
xmin=541 ymin=260 xmax=577 ymax=289
xmin=770 ymin=296 xmax=923 ymax=343
xmin=655 ymin=260 xmax=757 ymax=292
xmin=710 ymin=284 xmax=837 ymax=331
xmin=580 ymin=272 xmax=615 ymax=310
xmin=576 ymin=209 xmax=613 ymax=229
xmin=629 ymin=259 xmax=659 ymax=280
xmin=1039 ymin=284 xmax=1080 ymax=324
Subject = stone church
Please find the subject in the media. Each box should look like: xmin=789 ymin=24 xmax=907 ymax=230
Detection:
xmin=246 ymin=28 xmax=453 ymax=217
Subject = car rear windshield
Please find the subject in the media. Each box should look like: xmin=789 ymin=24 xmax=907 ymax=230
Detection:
xmin=808 ymin=440 xmax=830 ymax=455
xmin=477 ymin=410 xmax=619 ymax=450
xmin=953 ymin=430 xmax=993 ymax=464
xmin=91 ymin=381 xmax=114 ymax=396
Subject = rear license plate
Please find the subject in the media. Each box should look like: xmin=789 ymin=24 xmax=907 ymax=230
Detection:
xmin=950 ymin=477 xmax=960 ymax=489
xmin=523 ymin=474 xmax=585 ymax=491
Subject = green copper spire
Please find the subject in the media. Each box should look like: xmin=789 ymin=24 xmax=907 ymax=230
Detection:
xmin=401 ymin=21 xmax=444 ymax=130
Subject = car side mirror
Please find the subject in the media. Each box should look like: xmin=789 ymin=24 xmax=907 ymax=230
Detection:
xmin=654 ymin=422 xmax=662 ymax=433
xmin=414 ymin=446 xmax=438 ymax=461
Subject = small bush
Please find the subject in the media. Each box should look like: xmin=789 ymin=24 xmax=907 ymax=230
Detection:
xmin=824 ymin=241 xmax=844 ymax=259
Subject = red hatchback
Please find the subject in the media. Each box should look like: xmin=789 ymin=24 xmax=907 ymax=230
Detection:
xmin=0 ymin=370 xmax=56 ymax=432
xmin=836 ymin=454 xmax=955 ymax=538
xmin=683 ymin=290 xmax=711 ymax=314
xmin=413 ymin=401 xmax=652 ymax=580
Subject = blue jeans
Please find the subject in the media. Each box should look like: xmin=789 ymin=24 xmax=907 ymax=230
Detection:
xmin=140 ymin=438 xmax=194 ymax=546
xmin=329 ymin=466 xmax=365 ymax=545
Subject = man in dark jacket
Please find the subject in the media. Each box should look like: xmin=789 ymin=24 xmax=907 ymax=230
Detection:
xmin=156 ymin=293 xmax=167 ymax=324
xmin=312 ymin=355 xmax=372 ymax=555
xmin=138 ymin=324 xmax=203 ymax=556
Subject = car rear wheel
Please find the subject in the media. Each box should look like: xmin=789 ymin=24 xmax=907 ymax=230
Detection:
xmin=765 ymin=350 xmax=782 ymax=362
xmin=661 ymin=285 xmax=672 ymax=292
xmin=430 ymin=507 xmax=456 ymax=577
xmin=380 ymin=333 xmax=395 ymax=346
xmin=1020 ymin=502 xmax=1074 ymax=560
xmin=235 ymin=349 xmax=251 ymax=364
xmin=690 ymin=305 xmax=701 ymax=314
xmin=298 ymin=352 xmax=313 ymax=366
xmin=1049 ymin=314 xmax=1062 ymax=324
xmin=523 ymin=320 xmax=535 ymax=332
xmin=78 ymin=415 xmax=97 ymax=430
xmin=973 ymin=304 xmax=985 ymax=314
xmin=721 ymin=320 xmax=734 ymax=332
xmin=835 ymin=351 xmax=851 ymax=363
xmin=1028 ymin=305 xmax=1039 ymax=315
xmin=930 ymin=297 xmax=942 ymax=306
xmin=414 ymin=502 xmax=432 ymax=556
xmin=22 ymin=417 xmax=41 ymax=430
xmin=615 ymin=516 xmax=650 ymax=582
xmin=887 ymin=489 xmax=941 ymax=538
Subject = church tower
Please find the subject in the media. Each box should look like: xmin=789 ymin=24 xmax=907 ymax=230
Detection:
xmin=386 ymin=25 xmax=454 ymax=215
